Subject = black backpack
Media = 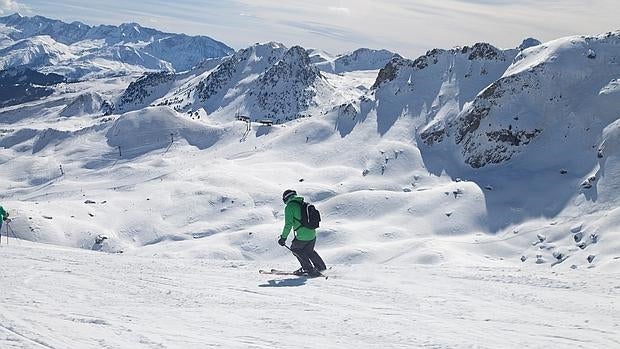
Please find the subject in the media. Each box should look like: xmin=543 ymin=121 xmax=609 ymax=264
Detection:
xmin=297 ymin=201 xmax=321 ymax=229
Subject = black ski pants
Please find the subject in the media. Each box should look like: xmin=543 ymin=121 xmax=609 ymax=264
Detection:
xmin=290 ymin=238 xmax=326 ymax=271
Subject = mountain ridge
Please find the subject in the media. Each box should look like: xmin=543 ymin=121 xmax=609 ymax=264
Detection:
xmin=0 ymin=13 xmax=234 ymax=78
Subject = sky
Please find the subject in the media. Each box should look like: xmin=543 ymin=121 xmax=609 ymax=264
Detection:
xmin=1 ymin=0 xmax=617 ymax=58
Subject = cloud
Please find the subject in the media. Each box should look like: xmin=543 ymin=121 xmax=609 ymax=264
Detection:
xmin=327 ymin=6 xmax=350 ymax=16
xmin=279 ymin=19 xmax=372 ymax=45
xmin=16 ymin=0 xmax=620 ymax=59
xmin=0 ymin=0 xmax=23 ymax=14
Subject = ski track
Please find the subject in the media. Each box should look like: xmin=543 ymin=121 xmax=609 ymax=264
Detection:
xmin=1 ymin=243 xmax=618 ymax=349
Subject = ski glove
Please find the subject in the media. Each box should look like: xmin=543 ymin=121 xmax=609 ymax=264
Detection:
xmin=278 ymin=237 xmax=286 ymax=246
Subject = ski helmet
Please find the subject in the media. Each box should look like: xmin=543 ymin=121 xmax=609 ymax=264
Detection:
xmin=282 ymin=189 xmax=297 ymax=203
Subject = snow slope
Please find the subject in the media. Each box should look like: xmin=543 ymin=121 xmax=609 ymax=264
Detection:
xmin=59 ymin=92 xmax=111 ymax=117
xmin=1 ymin=242 xmax=618 ymax=349
xmin=0 ymin=35 xmax=75 ymax=69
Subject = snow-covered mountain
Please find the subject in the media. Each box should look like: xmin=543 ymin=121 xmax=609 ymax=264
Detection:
xmin=116 ymin=44 xmax=402 ymax=119
xmin=116 ymin=71 xmax=177 ymax=112
xmin=314 ymin=47 xmax=400 ymax=73
xmin=367 ymin=42 xmax=523 ymax=136
xmin=0 ymin=13 xmax=233 ymax=79
xmin=115 ymin=42 xmax=286 ymax=113
xmin=1 ymin=15 xmax=619 ymax=279
xmin=0 ymin=35 xmax=75 ymax=68
xmin=59 ymin=91 xmax=112 ymax=117
xmin=189 ymin=42 xmax=290 ymax=115
xmin=250 ymin=45 xmax=332 ymax=120
xmin=422 ymin=33 xmax=620 ymax=171
xmin=117 ymin=42 xmax=339 ymax=121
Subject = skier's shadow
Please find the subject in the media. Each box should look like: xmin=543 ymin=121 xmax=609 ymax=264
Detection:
xmin=258 ymin=278 xmax=307 ymax=288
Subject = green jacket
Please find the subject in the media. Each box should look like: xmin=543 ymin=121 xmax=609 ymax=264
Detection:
xmin=280 ymin=195 xmax=316 ymax=241
xmin=0 ymin=206 xmax=7 ymax=221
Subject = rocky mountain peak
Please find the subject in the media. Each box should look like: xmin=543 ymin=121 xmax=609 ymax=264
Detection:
xmin=258 ymin=45 xmax=323 ymax=90
xmin=252 ymin=45 xmax=328 ymax=119
xmin=3 ymin=12 xmax=23 ymax=21
xmin=371 ymin=56 xmax=414 ymax=90
xmin=280 ymin=45 xmax=313 ymax=66
xmin=462 ymin=42 xmax=505 ymax=60
xmin=518 ymin=38 xmax=542 ymax=51
xmin=117 ymin=71 xmax=176 ymax=112
xmin=193 ymin=42 xmax=287 ymax=103
xmin=420 ymin=32 xmax=620 ymax=169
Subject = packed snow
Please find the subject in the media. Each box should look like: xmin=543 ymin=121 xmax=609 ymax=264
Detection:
xmin=1 ymin=242 xmax=618 ymax=349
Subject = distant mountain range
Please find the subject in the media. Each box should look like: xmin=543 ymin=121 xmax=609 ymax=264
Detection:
xmin=0 ymin=13 xmax=233 ymax=79
xmin=309 ymin=47 xmax=400 ymax=73
xmin=115 ymin=42 xmax=398 ymax=121
xmin=3 ymin=13 xmax=619 ymax=174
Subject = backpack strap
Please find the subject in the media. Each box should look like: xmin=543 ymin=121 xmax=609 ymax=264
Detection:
xmin=290 ymin=201 xmax=304 ymax=232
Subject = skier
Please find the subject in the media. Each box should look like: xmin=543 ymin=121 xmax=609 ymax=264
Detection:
xmin=0 ymin=205 xmax=8 ymax=232
xmin=278 ymin=189 xmax=326 ymax=277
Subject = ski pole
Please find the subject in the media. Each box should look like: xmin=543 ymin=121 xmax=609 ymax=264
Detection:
xmin=283 ymin=244 xmax=302 ymax=260
xmin=7 ymin=222 xmax=19 ymax=245
xmin=284 ymin=245 xmax=298 ymax=255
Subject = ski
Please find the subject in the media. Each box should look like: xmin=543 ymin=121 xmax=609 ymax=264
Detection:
xmin=259 ymin=269 xmax=328 ymax=279
xmin=259 ymin=269 xmax=294 ymax=275
xmin=268 ymin=267 xmax=332 ymax=274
